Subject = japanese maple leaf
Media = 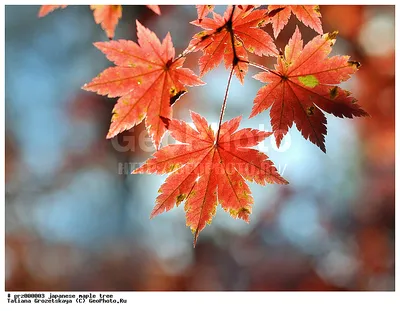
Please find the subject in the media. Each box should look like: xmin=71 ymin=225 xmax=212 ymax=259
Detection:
xmin=250 ymin=27 xmax=369 ymax=152
xmin=38 ymin=5 xmax=161 ymax=39
xmin=90 ymin=5 xmax=122 ymax=39
xmin=82 ymin=21 xmax=204 ymax=148
xmin=268 ymin=5 xmax=323 ymax=38
xmin=38 ymin=5 xmax=67 ymax=17
xmin=196 ymin=5 xmax=215 ymax=22
xmin=187 ymin=5 xmax=278 ymax=83
xmin=133 ymin=112 xmax=288 ymax=244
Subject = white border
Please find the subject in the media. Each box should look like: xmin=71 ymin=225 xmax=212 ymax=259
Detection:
xmin=1 ymin=1 xmax=398 ymax=310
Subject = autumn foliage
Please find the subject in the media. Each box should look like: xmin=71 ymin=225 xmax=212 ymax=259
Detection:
xmin=133 ymin=111 xmax=288 ymax=243
xmin=82 ymin=21 xmax=204 ymax=148
xmin=38 ymin=5 xmax=160 ymax=39
xmin=251 ymin=27 xmax=369 ymax=152
xmin=39 ymin=5 xmax=369 ymax=245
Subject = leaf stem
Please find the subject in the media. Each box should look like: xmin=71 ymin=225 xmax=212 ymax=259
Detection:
xmin=215 ymin=67 xmax=234 ymax=143
xmin=175 ymin=5 xmax=238 ymax=66
xmin=243 ymin=60 xmax=281 ymax=77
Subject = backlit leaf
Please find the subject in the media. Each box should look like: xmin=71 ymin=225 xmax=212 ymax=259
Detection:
xmin=82 ymin=21 xmax=205 ymax=148
xmin=268 ymin=5 xmax=323 ymax=38
xmin=134 ymin=112 xmax=288 ymax=245
xmin=251 ymin=27 xmax=369 ymax=152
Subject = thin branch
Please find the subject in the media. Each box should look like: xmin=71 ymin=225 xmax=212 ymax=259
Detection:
xmin=216 ymin=67 xmax=234 ymax=144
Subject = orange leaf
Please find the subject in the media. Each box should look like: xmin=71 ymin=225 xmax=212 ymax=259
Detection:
xmin=82 ymin=21 xmax=204 ymax=149
xmin=251 ymin=27 xmax=369 ymax=152
xmin=38 ymin=5 xmax=67 ymax=18
xmin=196 ymin=5 xmax=214 ymax=22
xmin=187 ymin=5 xmax=277 ymax=83
xmin=90 ymin=5 xmax=122 ymax=39
xmin=133 ymin=111 xmax=288 ymax=245
xmin=268 ymin=5 xmax=323 ymax=38
xmin=39 ymin=5 xmax=160 ymax=38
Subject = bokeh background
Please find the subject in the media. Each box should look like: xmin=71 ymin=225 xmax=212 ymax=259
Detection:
xmin=5 ymin=5 xmax=395 ymax=291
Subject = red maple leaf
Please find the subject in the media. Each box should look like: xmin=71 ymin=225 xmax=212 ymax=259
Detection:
xmin=90 ymin=5 xmax=122 ymax=40
xmin=250 ymin=27 xmax=369 ymax=152
xmin=196 ymin=5 xmax=215 ymax=22
xmin=82 ymin=21 xmax=204 ymax=148
xmin=187 ymin=5 xmax=277 ymax=83
xmin=268 ymin=5 xmax=323 ymax=38
xmin=38 ymin=5 xmax=161 ymax=39
xmin=133 ymin=112 xmax=288 ymax=244
xmin=38 ymin=5 xmax=67 ymax=17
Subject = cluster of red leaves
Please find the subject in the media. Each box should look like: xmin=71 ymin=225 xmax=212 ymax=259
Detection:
xmin=187 ymin=5 xmax=278 ymax=82
xmin=41 ymin=5 xmax=368 ymax=244
xmin=38 ymin=5 xmax=160 ymax=39
xmin=195 ymin=5 xmax=323 ymax=38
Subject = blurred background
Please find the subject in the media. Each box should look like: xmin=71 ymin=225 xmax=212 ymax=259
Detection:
xmin=5 ymin=5 xmax=394 ymax=291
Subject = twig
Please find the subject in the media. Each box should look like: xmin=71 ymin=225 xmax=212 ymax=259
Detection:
xmin=216 ymin=67 xmax=234 ymax=143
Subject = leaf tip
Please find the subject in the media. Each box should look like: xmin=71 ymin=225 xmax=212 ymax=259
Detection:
xmin=149 ymin=212 xmax=156 ymax=219
xmin=106 ymin=131 xmax=117 ymax=140
xmin=147 ymin=5 xmax=161 ymax=15
xmin=274 ymin=131 xmax=285 ymax=149
xmin=135 ymin=19 xmax=144 ymax=31
xmin=81 ymin=82 xmax=93 ymax=92
xmin=193 ymin=229 xmax=200 ymax=247
xmin=279 ymin=175 xmax=290 ymax=185
xmin=189 ymin=110 xmax=201 ymax=121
